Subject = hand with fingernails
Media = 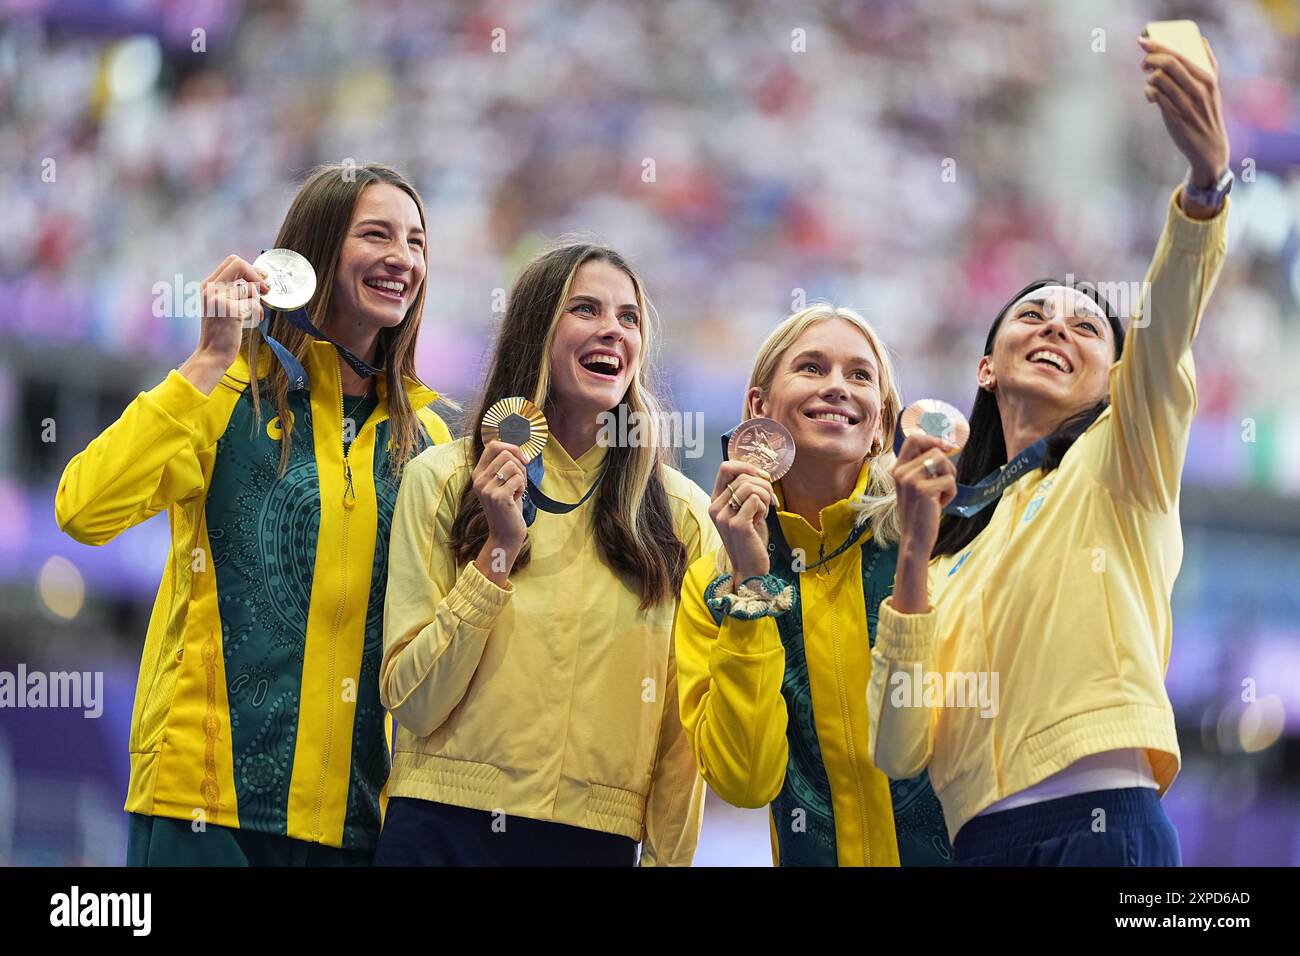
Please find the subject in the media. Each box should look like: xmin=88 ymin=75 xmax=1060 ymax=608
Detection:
xmin=179 ymin=255 xmax=272 ymax=395
xmin=708 ymin=459 xmax=777 ymax=584
xmin=1138 ymin=33 xmax=1230 ymax=219
xmin=891 ymin=432 xmax=960 ymax=613
xmin=471 ymin=439 xmax=530 ymax=587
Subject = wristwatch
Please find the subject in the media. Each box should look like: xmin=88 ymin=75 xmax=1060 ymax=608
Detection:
xmin=1183 ymin=167 xmax=1234 ymax=209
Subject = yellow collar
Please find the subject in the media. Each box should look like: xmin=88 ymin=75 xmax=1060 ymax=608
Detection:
xmin=539 ymin=431 xmax=609 ymax=498
xmin=542 ymin=431 xmax=609 ymax=474
xmin=774 ymin=459 xmax=873 ymax=561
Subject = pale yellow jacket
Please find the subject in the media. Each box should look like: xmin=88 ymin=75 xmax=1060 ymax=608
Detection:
xmin=380 ymin=434 xmax=719 ymax=865
xmin=868 ymin=190 xmax=1229 ymax=842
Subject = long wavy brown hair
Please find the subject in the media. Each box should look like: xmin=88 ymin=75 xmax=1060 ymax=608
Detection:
xmin=448 ymin=242 xmax=686 ymax=610
xmin=242 ymin=162 xmax=435 ymax=476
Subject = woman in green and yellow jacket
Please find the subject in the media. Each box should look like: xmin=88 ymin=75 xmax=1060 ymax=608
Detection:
xmin=55 ymin=163 xmax=451 ymax=865
xmin=674 ymin=305 xmax=952 ymax=866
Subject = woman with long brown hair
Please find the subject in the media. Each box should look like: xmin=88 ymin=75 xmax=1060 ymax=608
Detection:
xmin=376 ymin=241 xmax=716 ymax=866
xmin=56 ymin=162 xmax=452 ymax=864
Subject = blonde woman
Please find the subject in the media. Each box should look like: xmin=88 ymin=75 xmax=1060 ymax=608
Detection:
xmin=56 ymin=163 xmax=451 ymax=865
xmin=674 ymin=305 xmax=952 ymax=866
xmin=376 ymin=242 xmax=717 ymax=866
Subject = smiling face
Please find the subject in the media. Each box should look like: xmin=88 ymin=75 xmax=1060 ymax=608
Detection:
xmin=327 ymin=183 xmax=426 ymax=334
xmin=749 ymin=318 xmax=884 ymax=467
xmin=546 ymin=258 xmax=644 ymax=418
xmin=979 ymin=285 xmax=1116 ymax=415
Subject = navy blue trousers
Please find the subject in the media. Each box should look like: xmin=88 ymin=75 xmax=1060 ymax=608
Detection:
xmin=952 ymin=788 xmax=1182 ymax=866
xmin=375 ymin=797 xmax=638 ymax=867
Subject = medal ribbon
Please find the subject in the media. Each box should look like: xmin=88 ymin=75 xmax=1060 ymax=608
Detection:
xmin=256 ymin=247 xmax=384 ymax=388
xmin=890 ymin=417 xmax=1047 ymax=518
xmin=260 ymin=307 xmax=383 ymax=390
xmin=521 ymin=454 xmax=608 ymax=527
xmin=891 ymin=402 xmax=1105 ymax=518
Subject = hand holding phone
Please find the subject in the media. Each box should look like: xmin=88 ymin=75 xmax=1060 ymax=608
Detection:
xmin=1138 ymin=20 xmax=1229 ymax=199
xmin=1142 ymin=20 xmax=1215 ymax=76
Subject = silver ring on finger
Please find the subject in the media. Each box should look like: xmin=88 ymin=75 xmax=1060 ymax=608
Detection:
xmin=729 ymin=494 xmax=742 ymax=511
xmin=923 ymin=457 xmax=938 ymax=478
xmin=495 ymin=471 xmax=508 ymax=483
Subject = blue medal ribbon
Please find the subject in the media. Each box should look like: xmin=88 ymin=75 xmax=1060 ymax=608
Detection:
xmin=891 ymin=415 xmax=1054 ymax=519
xmin=259 ymin=307 xmax=384 ymax=391
xmin=521 ymin=454 xmax=608 ymax=528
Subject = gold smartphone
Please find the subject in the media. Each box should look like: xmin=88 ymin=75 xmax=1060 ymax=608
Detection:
xmin=1143 ymin=19 xmax=1215 ymax=75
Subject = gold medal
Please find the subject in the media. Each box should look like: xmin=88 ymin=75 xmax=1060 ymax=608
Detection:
xmin=901 ymin=399 xmax=969 ymax=456
xmin=727 ymin=417 xmax=796 ymax=481
xmin=481 ymin=397 xmax=549 ymax=462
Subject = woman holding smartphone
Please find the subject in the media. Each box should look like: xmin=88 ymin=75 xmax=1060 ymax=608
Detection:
xmin=375 ymin=241 xmax=716 ymax=866
xmin=674 ymin=304 xmax=952 ymax=866
xmin=869 ymin=37 xmax=1231 ymax=865
xmin=56 ymin=163 xmax=451 ymax=865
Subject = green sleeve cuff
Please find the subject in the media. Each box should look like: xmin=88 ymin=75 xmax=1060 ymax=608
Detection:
xmin=705 ymin=572 xmax=793 ymax=622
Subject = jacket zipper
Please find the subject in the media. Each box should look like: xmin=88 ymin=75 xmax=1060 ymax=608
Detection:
xmin=311 ymin=374 xmax=366 ymax=839
xmin=823 ymin=561 xmax=871 ymax=865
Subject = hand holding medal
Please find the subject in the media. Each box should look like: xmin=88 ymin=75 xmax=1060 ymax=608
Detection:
xmin=472 ymin=399 xmax=537 ymax=576
xmin=711 ymin=417 xmax=794 ymax=582
xmin=199 ymin=255 xmax=272 ymax=357
xmin=478 ymin=397 xmax=607 ymax=536
xmin=893 ymin=399 xmax=966 ymax=557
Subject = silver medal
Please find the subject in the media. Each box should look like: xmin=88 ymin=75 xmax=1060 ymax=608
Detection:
xmin=254 ymin=248 xmax=317 ymax=312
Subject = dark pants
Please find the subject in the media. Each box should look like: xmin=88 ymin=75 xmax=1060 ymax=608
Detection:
xmin=374 ymin=797 xmax=638 ymax=867
xmin=952 ymin=788 xmax=1182 ymax=866
xmin=126 ymin=813 xmax=374 ymax=867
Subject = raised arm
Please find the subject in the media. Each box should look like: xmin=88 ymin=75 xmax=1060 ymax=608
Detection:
xmin=57 ymin=255 xmax=270 ymax=544
xmin=1098 ymin=36 xmax=1231 ymax=510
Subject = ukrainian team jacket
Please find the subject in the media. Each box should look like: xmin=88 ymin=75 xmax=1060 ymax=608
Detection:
xmin=868 ymin=190 xmax=1229 ymax=843
xmin=380 ymin=435 xmax=718 ymax=864
xmin=55 ymin=340 xmax=451 ymax=850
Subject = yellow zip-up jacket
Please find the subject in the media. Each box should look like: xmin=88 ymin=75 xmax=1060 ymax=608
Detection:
xmin=380 ymin=435 xmax=718 ymax=865
xmin=868 ymin=190 xmax=1229 ymax=843
xmin=55 ymin=340 xmax=450 ymax=849
xmin=676 ymin=463 xmax=950 ymax=866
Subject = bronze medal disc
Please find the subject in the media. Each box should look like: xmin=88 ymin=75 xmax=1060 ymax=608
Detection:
xmin=727 ymin=417 xmax=796 ymax=481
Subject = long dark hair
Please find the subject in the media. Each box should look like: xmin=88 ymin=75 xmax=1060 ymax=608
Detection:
xmin=448 ymin=241 xmax=687 ymax=610
xmin=243 ymin=162 xmax=433 ymax=477
xmin=932 ymin=278 xmax=1126 ymax=557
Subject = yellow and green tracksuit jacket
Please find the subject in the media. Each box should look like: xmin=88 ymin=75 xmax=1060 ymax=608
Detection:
xmin=54 ymin=340 xmax=451 ymax=850
xmin=675 ymin=462 xmax=951 ymax=866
